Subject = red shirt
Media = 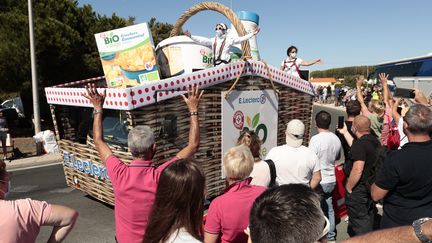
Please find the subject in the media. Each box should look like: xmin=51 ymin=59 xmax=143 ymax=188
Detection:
xmin=106 ymin=155 xmax=177 ymax=243
xmin=205 ymin=178 xmax=266 ymax=243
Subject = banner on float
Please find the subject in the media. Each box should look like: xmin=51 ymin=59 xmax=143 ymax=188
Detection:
xmin=221 ymin=89 xmax=278 ymax=178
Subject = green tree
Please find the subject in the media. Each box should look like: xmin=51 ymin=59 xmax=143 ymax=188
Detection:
xmin=0 ymin=0 xmax=176 ymax=119
xmin=148 ymin=17 xmax=178 ymax=46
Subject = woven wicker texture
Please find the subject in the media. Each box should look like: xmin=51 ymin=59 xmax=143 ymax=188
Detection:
xmin=52 ymin=76 xmax=313 ymax=205
xmin=170 ymin=1 xmax=251 ymax=58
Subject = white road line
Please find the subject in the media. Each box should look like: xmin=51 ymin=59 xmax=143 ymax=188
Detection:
xmin=8 ymin=162 xmax=63 ymax=172
xmin=10 ymin=185 xmax=39 ymax=193
xmin=49 ymin=187 xmax=75 ymax=194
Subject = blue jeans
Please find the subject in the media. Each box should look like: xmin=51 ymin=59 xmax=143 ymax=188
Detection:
xmin=318 ymin=182 xmax=336 ymax=241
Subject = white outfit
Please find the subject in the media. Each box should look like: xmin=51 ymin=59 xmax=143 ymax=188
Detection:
xmin=190 ymin=32 xmax=254 ymax=64
xmin=280 ymin=58 xmax=303 ymax=78
xmin=322 ymin=87 xmax=328 ymax=100
xmin=398 ymin=117 xmax=408 ymax=149
xmin=265 ymin=144 xmax=320 ymax=186
xmin=309 ymin=131 xmax=342 ymax=184
xmin=166 ymin=228 xmax=202 ymax=243
xmin=250 ymin=160 xmax=271 ymax=187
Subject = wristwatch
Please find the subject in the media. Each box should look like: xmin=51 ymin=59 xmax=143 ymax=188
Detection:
xmin=93 ymin=109 xmax=103 ymax=115
xmin=413 ymin=217 xmax=432 ymax=243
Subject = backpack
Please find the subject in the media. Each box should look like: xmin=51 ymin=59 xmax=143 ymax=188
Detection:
xmin=366 ymin=145 xmax=387 ymax=190
xmin=386 ymin=122 xmax=400 ymax=150
xmin=264 ymin=159 xmax=277 ymax=187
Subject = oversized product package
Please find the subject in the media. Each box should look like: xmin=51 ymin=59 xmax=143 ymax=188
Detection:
xmin=95 ymin=23 xmax=160 ymax=88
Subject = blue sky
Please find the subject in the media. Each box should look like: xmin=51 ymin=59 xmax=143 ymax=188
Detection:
xmin=78 ymin=0 xmax=432 ymax=71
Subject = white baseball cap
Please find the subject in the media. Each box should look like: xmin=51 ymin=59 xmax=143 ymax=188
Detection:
xmin=285 ymin=119 xmax=305 ymax=148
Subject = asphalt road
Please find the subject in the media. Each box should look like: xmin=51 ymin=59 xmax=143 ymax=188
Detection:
xmin=6 ymin=104 xmax=351 ymax=243
xmin=8 ymin=164 xmax=115 ymax=243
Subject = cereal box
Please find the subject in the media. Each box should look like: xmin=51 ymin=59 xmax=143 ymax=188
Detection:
xmin=95 ymin=23 xmax=160 ymax=88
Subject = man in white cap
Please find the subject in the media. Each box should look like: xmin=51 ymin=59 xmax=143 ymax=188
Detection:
xmin=265 ymin=119 xmax=322 ymax=189
xmin=185 ymin=23 xmax=259 ymax=66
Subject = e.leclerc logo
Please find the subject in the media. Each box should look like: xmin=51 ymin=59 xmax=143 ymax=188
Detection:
xmin=238 ymin=94 xmax=267 ymax=105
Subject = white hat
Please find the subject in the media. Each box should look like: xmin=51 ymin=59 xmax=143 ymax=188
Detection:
xmin=285 ymin=119 xmax=305 ymax=148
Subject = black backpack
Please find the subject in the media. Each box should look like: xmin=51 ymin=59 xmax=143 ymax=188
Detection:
xmin=264 ymin=159 xmax=277 ymax=187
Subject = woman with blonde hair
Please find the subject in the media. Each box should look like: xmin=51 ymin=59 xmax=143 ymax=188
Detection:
xmin=356 ymin=75 xmax=392 ymax=144
xmin=204 ymin=145 xmax=266 ymax=243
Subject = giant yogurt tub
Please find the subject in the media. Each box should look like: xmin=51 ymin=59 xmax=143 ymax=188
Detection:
xmin=156 ymin=36 xmax=213 ymax=78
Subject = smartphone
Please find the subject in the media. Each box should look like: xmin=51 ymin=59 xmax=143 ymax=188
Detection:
xmin=394 ymin=88 xmax=415 ymax=98
xmin=337 ymin=116 xmax=345 ymax=129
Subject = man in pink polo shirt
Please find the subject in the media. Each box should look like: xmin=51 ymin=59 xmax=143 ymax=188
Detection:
xmin=84 ymin=84 xmax=203 ymax=243
xmin=0 ymin=160 xmax=79 ymax=243
xmin=204 ymin=145 xmax=266 ymax=243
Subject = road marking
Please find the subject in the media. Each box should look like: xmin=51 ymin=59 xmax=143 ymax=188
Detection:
xmin=49 ymin=187 xmax=75 ymax=194
xmin=8 ymin=162 xmax=62 ymax=172
xmin=10 ymin=185 xmax=39 ymax=193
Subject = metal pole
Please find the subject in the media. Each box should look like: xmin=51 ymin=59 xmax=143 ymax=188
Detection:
xmin=28 ymin=0 xmax=41 ymax=134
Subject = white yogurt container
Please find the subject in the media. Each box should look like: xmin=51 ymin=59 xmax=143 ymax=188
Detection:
xmin=230 ymin=11 xmax=260 ymax=60
xmin=156 ymin=36 xmax=212 ymax=78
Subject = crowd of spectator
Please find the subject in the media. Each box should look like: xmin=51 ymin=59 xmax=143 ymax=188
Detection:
xmin=2 ymin=74 xmax=432 ymax=243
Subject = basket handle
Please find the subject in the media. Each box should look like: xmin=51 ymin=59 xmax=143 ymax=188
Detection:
xmin=170 ymin=1 xmax=251 ymax=58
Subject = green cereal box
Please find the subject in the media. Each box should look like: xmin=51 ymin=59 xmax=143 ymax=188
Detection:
xmin=95 ymin=23 xmax=160 ymax=88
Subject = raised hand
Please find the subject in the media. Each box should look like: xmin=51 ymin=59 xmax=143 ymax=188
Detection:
xmin=82 ymin=83 xmax=105 ymax=109
xmin=253 ymin=27 xmax=260 ymax=35
xmin=414 ymin=89 xmax=429 ymax=105
xmin=181 ymin=85 xmax=204 ymax=113
xmin=379 ymin=73 xmax=389 ymax=84
xmin=356 ymin=76 xmax=364 ymax=88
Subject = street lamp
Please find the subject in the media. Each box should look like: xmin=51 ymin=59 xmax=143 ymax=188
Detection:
xmin=28 ymin=0 xmax=41 ymax=134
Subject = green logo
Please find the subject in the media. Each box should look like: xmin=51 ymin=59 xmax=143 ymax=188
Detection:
xmin=104 ymin=32 xmax=120 ymax=45
xmin=244 ymin=112 xmax=268 ymax=143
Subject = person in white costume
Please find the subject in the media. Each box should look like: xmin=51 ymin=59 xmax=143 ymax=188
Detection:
xmin=185 ymin=23 xmax=259 ymax=66
xmin=280 ymin=45 xmax=322 ymax=78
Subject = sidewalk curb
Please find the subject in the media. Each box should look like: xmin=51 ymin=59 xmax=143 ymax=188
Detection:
xmin=8 ymin=162 xmax=63 ymax=172
xmin=6 ymin=154 xmax=63 ymax=171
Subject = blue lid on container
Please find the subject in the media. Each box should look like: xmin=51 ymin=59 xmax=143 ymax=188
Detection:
xmin=236 ymin=11 xmax=259 ymax=25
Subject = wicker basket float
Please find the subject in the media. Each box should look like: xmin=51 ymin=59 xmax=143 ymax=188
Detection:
xmin=46 ymin=2 xmax=315 ymax=206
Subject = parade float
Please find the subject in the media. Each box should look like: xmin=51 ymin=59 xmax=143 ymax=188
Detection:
xmin=45 ymin=2 xmax=315 ymax=205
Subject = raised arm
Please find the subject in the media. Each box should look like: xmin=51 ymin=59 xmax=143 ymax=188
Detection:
xmin=301 ymin=59 xmax=322 ymax=67
xmin=176 ymin=85 xmax=203 ymax=159
xmin=83 ymin=84 xmax=113 ymax=163
xmin=44 ymin=204 xmax=79 ymax=243
xmin=337 ymin=123 xmax=354 ymax=147
xmin=392 ymin=98 xmax=403 ymax=125
xmin=232 ymin=28 xmax=260 ymax=44
xmin=414 ymin=89 xmax=429 ymax=105
xmin=356 ymin=76 xmax=369 ymax=115
xmin=184 ymin=30 xmax=212 ymax=46
xmin=379 ymin=73 xmax=391 ymax=107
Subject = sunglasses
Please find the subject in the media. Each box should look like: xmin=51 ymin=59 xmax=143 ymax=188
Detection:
xmin=290 ymin=133 xmax=303 ymax=139
xmin=240 ymin=129 xmax=256 ymax=136
xmin=215 ymin=26 xmax=225 ymax=31
xmin=290 ymin=52 xmax=297 ymax=54
xmin=318 ymin=216 xmax=330 ymax=242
